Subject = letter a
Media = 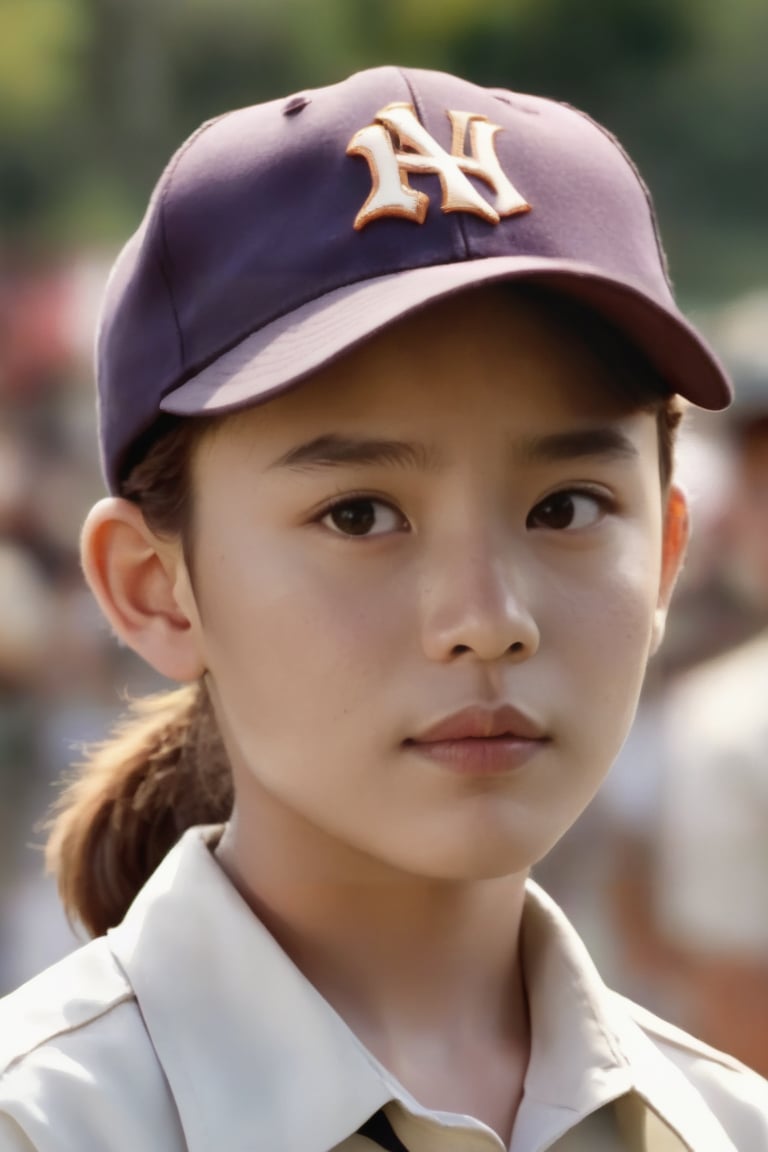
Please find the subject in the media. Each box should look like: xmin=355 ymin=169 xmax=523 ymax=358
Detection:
xmin=347 ymin=103 xmax=530 ymax=230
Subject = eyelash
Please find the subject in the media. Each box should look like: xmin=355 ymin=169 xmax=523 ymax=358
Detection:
xmin=315 ymin=485 xmax=617 ymax=538
xmin=315 ymin=491 xmax=409 ymax=538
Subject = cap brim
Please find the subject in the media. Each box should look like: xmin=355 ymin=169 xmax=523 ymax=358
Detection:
xmin=160 ymin=255 xmax=731 ymax=416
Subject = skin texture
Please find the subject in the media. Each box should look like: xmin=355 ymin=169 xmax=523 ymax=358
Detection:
xmin=82 ymin=287 xmax=688 ymax=1140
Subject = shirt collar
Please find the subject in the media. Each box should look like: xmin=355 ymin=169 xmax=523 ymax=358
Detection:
xmin=107 ymin=826 xmax=391 ymax=1152
xmin=519 ymin=881 xmax=738 ymax=1152
xmin=107 ymin=827 xmax=736 ymax=1152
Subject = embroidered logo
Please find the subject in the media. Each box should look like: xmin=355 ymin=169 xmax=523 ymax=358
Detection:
xmin=347 ymin=103 xmax=530 ymax=231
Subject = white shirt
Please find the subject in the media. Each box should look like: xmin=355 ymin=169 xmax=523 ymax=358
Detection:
xmin=1 ymin=826 xmax=767 ymax=1151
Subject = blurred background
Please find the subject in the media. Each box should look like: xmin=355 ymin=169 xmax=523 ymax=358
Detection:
xmin=1 ymin=0 xmax=767 ymax=1072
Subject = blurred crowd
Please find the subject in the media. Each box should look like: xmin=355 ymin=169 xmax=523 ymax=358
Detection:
xmin=0 ymin=261 xmax=766 ymax=1075
xmin=0 ymin=257 xmax=164 ymax=990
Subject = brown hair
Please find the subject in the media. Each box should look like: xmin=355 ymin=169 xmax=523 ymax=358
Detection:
xmin=46 ymin=417 xmax=234 ymax=937
xmin=47 ymin=320 xmax=683 ymax=938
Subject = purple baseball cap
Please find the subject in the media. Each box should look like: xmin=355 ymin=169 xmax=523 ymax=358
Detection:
xmin=97 ymin=64 xmax=731 ymax=493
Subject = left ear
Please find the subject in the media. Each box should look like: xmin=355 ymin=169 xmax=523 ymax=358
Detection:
xmin=650 ymin=484 xmax=689 ymax=655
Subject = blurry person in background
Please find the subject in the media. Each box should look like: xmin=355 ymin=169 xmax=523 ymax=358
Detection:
xmin=0 ymin=421 xmax=54 ymax=922
xmin=0 ymin=262 xmax=120 ymax=993
xmin=656 ymin=290 xmax=768 ymax=1076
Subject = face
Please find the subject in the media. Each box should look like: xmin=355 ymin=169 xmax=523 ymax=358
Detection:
xmin=185 ymin=288 xmax=680 ymax=882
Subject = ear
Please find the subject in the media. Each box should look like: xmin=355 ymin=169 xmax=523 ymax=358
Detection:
xmin=80 ymin=497 xmax=206 ymax=682
xmin=650 ymin=484 xmax=690 ymax=655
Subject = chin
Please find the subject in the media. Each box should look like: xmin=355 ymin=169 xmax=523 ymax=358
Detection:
xmin=442 ymin=799 xmax=585 ymax=875
xmin=390 ymin=830 xmax=557 ymax=884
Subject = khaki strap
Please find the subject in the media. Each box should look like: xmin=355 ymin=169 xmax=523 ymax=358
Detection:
xmin=614 ymin=1093 xmax=691 ymax=1152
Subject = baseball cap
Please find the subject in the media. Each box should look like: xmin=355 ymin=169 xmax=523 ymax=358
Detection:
xmin=97 ymin=64 xmax=731 ymax=493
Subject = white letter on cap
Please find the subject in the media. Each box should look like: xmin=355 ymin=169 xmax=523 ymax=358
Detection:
xmin=347 ymin=103 xmax=531 ymax=230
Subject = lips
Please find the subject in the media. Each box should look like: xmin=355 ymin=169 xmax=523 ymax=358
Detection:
xmin=404 ymin=705 xmax=549 ymax=776
xmin=407 ymin=704 xmax=547 ymax=745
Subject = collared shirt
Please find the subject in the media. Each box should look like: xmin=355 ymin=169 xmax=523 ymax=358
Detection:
xmin=1 ymin=826 xmax=767 ymax=1151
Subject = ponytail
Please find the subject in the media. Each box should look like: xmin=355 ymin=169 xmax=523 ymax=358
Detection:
xmin=46 ymin=416 xmax=232 ymax=937
xmin=46 ymin=682 xmax=233 ymax=937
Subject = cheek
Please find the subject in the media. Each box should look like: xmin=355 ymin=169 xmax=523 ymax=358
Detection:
xmin=542 ymin=533 xmax=662 ymax=732
xmin=195 ymin=530 xmax=406 ymax=741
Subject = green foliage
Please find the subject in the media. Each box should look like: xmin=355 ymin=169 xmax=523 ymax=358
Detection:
xmin=0 ymin=0 xmax=765 ymax=301
xmin=0 ymin=0 xmax=87 ymax=126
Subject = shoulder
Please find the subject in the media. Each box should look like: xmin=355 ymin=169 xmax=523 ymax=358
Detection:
xmin=0 ymin=937 xmax=131 ymax=1078
xmin=0 ymin=939 xmax=184 ymax=1151
xmin=616 ymin=993 xmax=768 ymax=1146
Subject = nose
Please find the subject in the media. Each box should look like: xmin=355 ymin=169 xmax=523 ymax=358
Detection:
xmin=420 ymin=536 xmax=540 ymax=664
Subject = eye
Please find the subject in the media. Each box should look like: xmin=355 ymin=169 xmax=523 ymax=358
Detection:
xmin=527 ymin=489 xmax=609 ymax=532
xmin=320 ymin=497 xmax=407 ymax=537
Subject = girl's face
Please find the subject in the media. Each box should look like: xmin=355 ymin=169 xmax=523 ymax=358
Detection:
xmin=186 ymin=288 xmax=682 ymax=881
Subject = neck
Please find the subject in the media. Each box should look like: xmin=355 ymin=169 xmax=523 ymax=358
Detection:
xmin=215 ymin=797 xmax=530 ymax=1061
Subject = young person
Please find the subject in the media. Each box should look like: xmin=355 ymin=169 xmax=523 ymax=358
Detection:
xmin=1 ymin=65 xmax=766 ymax=1151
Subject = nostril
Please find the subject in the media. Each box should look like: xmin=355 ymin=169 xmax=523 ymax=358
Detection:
xmin=509 ymin=641 xmax=525 ymax=654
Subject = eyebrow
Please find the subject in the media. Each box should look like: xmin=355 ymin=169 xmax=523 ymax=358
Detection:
xmin=517 ymin=426 xmax=639 ymax=465
xmin=268 ymin=434 xmax=441 ymax=472
xmin=268 ymin=426 xmax=639 ymax=473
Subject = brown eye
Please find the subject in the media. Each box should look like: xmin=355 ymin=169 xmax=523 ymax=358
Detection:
xmin=527 ymin=491 xmax=605 ymax=531
xmin=322 ymin=498 xmax=404 ymax=537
